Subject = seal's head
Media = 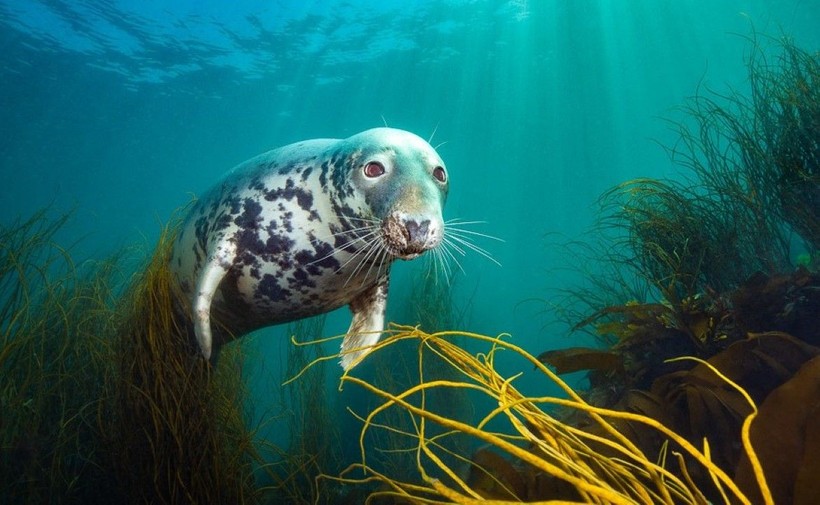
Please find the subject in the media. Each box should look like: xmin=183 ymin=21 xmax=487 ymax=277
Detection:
xmin=336 ymin=127 xmax=448 ymax=260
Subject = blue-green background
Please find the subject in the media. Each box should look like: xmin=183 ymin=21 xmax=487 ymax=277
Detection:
xmin=2 ymin=0 xmax=818 ymax=451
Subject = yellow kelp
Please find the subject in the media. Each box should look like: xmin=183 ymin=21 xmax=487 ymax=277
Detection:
xmin=314 ymin=326 xmax=772 ymax=505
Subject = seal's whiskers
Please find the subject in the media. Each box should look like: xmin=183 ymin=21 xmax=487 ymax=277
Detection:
xmin=442 ymin=220 xmax=503 ymax=268
xmin=439 ymin=238 xmax=468 ymax=275
xmin=344 ymin=233 xmax=384 ymax=286
xmin=308 ymin=226 xmax=381 ymax=266
xmin=310 ymin=222 xmax=378 ymax=247
xmin=421 ymin=219 xmax=504 ymax=284
xmin=428 ymin=246 xmax=454 ymax=285
xmin=309 ymin=215 xmax=391 ymax=287
xmin=363 ymin=237 xmax=391 ymax=282
xmin=317 ymin=216 xmax=385 ymax=280
xmin=335 ymin=232 xmax=380 ymax=279
xmin=445 ymin=234 xmax=501 ymax=266
xmin=343 ymin=216 xmax=381 ymax=224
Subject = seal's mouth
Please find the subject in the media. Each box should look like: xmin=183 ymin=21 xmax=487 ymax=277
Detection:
xmin=397 ymin=250 xmax=422 ymax=260
xmin=381 ymin=214 xmax=439 ymax=260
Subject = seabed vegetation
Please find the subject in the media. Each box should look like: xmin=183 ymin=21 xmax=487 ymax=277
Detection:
xmin=0 ymin=210 xmax=264 ymax=504
xmin=0 ymin=35 xmax=817 ymax=504
xmin=540 ymin=34 xmax=819 ymax=504
xmin=320 ymin=326 xmax=774 ymax=504
xmin=1 ymin=210 xmax=121 ymax=502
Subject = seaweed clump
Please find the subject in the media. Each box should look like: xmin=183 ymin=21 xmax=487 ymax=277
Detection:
xmin=604 ymin=35 xmax=818 ymax=301
xmin=0 ymin=210 xmax=121 ymax=502
xmin=0 ymin=210 xmax=266 ymax=504
xmin=540 ymin=36 xmax=819 ymax=503
xmin=103 ymin=217 xmax=261 ymax=504
xmin=320 ymin=326 xmax=773 ymax=504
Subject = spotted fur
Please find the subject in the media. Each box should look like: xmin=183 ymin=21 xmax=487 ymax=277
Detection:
xmin=171 ymin=128 xmax=448 ymax=369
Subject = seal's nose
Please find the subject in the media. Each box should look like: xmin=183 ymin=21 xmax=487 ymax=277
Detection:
xmin=405 ymin=219 xmax=430 ymax=247
xmin=382 ymin=213 xmax=441 ymax=258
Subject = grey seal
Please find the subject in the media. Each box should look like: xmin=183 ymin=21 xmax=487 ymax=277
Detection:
xmin=170 ymin=127 xmax=448 ymax=369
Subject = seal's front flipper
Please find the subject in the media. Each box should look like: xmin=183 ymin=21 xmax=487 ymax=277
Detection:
xmin=341 ymin=278 xmax=388 ymax=371
xmin=194 ymin=239 xmax=237 ymax=360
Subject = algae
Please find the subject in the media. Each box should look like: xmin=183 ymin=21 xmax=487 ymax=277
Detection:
xmin=540 ymin=35 xmax=819 ymax=504
xmin=0 ymin=211 xmax=266 ymax=504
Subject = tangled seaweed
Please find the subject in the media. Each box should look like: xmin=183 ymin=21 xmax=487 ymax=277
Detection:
xmin=591 ymin=35 xmax=818 ymax=305
xmin=0 ymin=210 xmax=121 ymax=502
xmin=104 ymin=216 xmax=261 ymax=504
xmin=274 ymin=262 xmax=474 ymax=502
xmin=0 ymin=210 xmax=268 ymax=504
xmin=309 ymin=326 xmax=773 ymax=504
xmin=363 ymin=263 xmax=473 ymax=483
xmin=542 ymin=35 xmax=819 ymax=505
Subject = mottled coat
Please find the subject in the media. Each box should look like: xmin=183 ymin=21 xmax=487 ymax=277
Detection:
xmin=171 ymin=128 xmax=448 ymax=369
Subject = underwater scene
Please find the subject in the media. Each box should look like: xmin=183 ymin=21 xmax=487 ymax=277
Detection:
xmin=1 ymin=0 xmax=819 ymax=503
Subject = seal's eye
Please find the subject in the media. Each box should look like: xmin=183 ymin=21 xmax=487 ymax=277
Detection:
xmin=364 ymin=162 xmax=385 ymax=178
xmin=433 ymin=166 xmax=447 ymax=183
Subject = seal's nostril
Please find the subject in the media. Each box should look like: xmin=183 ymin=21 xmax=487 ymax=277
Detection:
xmin=405 ymin=219 xmax=430 ymax=245
xmin=405 ymin=220 xmax=417 ymax=240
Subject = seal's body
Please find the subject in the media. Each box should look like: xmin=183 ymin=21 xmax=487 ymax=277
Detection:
xmin=171 ymin=128 xmax=448 ymax=369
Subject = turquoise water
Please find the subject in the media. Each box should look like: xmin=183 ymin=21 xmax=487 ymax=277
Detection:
xmin=1 ymin=0 xmax=818 ymax=495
